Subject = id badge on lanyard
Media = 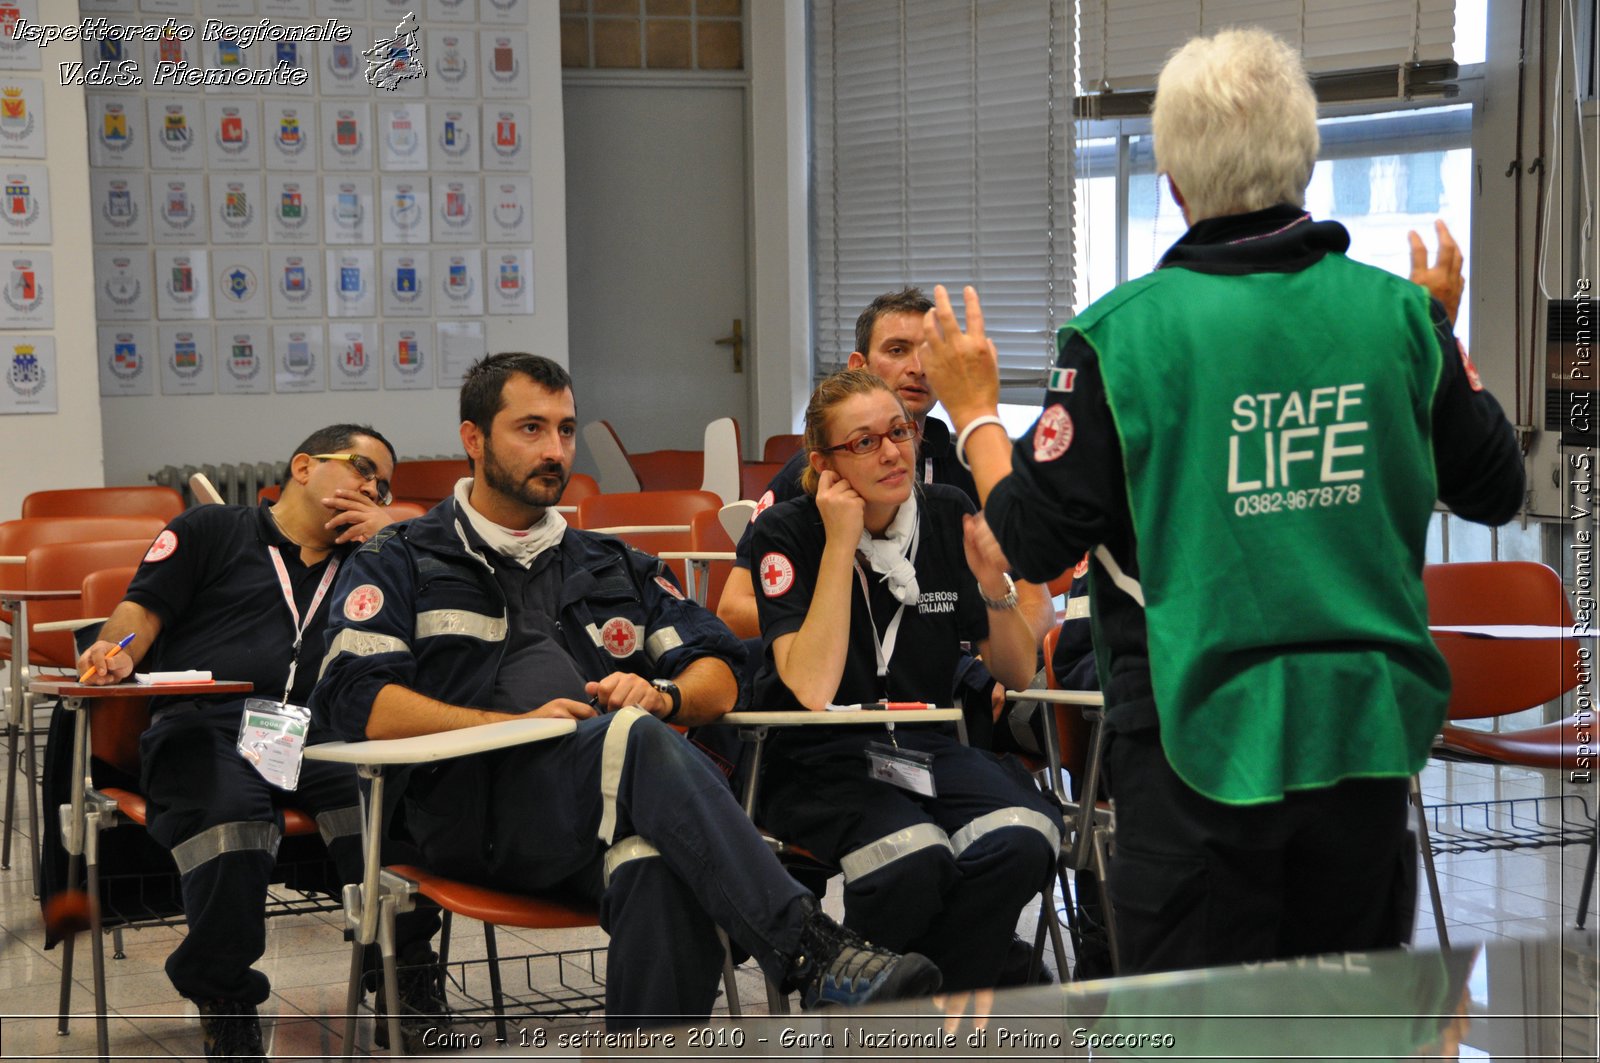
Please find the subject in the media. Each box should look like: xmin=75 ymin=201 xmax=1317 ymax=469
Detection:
xmin=236 ymin=546 xmax=338 ymax=790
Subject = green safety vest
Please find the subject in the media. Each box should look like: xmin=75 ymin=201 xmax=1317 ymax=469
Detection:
xmin=1073 ymin=252 xmax=1450 ymax=804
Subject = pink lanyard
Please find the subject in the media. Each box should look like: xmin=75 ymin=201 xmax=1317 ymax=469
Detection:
xmin=266 ymin=545 xmax=339 ymax=704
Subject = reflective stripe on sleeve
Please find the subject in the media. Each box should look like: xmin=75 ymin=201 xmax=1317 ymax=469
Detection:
xmin=1093 ymin=544 xmax=1145 ymax=607
xmin=949 ymin=806 xmax=1063 ymax=859
xmin=644 ymin=626 xmax=682 ymax=664
xmin=170 ymin=821 xmax=281 ymax=876
xmin=601 ymin=836 xmax=661 ymax=887
xmin=838 ymin=822 xmax=952 ymax=883
xmin=315 ymin=805 xmax=363 ymax=846
xmin=317 ymin=628 xmax=410 ymax=680
xmin=415 ymin=609 xmax=507 ymax=642
xmin=596 ymin=706 xmax=649 ymax=844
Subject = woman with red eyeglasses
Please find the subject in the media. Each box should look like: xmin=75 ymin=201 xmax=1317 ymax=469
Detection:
xmin=747 ymin=368 xmax=1061 ymax=992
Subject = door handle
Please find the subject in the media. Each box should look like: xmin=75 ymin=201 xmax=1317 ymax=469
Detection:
xmin=713 ymin=319 xmax=743 ymax=373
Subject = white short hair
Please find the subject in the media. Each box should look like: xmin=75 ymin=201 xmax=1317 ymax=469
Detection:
xmin=1152 ymin=28 xmax=1319 ymax=223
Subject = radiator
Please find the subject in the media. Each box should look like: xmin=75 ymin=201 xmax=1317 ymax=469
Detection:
xmin=150 ymin=462 xmax=286 ymax=508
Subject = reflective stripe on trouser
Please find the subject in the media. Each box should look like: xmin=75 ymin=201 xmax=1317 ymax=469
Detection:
xmin=168 ymin=845 xmax=276 ymax=1005
xmin=949 ymin=807 xmax=1062 ymax=859
xmin=839 ymin=822 xmax=953 ymax=883
xmin=316 ymin=805 xmax=363 ymax=847
xmin=170 ymin=820 xmax=281 ymax=875
xmin=602 ymin=836 xmax=660 ymax=887
xmin=597 ymin=705 xmax=648 ymax=844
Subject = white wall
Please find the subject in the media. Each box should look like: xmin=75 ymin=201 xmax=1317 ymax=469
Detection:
xmin=0 ymin=21 xmax=104 ymax=517
xmin=747 ymin=0 xmax=810 ymax=443
xmin=90 ymin=2 xmax=568 ymax=485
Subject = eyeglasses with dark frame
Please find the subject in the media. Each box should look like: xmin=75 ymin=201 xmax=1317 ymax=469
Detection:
xmin=816 ymin=420 xmax=920 ymax=457
xmin=312 ymin=453 xmax=393 ymax=506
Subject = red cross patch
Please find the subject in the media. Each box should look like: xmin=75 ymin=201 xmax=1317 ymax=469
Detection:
xmin=600 ymin=616 xmax=639 ymax=658
xmin=655 ymin=575 xmax=685 ymax=601
xmin=758 ymin=552 xmax=795 ymax=598
xmin=1033 ymin=404 xmax=1073 ymax=462
xmin=343 ymin=584 xmax=384 ymax=622
xmin=753 ymin=489 xmax=775 ymax=518
xmin=143 ymin=529 xmax=178 ymax=563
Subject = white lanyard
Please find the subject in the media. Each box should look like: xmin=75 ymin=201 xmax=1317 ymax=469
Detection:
xmin=851 ymin=511 xmax=921 ymax=679
xmin=853 ymin=560 xmax=907 ymax=679
xmin=266 ymin=545 xmax=339 ymax=705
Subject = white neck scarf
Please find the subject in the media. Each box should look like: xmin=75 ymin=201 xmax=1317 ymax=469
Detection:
xmin=454 ymin=477 xmax=567 ymax=568
xmin=856 ymin=494 xmax=920 ymax=604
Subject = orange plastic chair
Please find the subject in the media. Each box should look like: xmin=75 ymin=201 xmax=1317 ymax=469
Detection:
xmin=1416 ymin=561 xmax=1595 ymax=940
xmin=1 ymin=516 xmax=167 ymax=638
xmin=762 ymin=434 xmax=803 ymax=464
xmin=740 ymin=461 xmax=788 ymax=502
xmin=22 ymin=540 xmax=157 ymax=670
xmin=304 ymin=720 xmax=742 ymax=1054
xmin=389 ymin=459 xmax=470 ymax=509
xmin=21 ymin=486 xmax=183 ymax=522
xmin=1 ymin=517 xmax=167 ymax=878
xmin=687 ymin=509 xmax=736 ymax=613
xmin=574 ymin=490 xmax=722 ymax=587
xmin=628 ymin=449 xmax=704 ymax=492
xmin=560 ymin=473 xmax=600 ymax=505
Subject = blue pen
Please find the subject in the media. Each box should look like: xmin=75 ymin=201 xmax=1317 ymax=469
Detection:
xmin=80 ymin=631 xmax=135 ymax=683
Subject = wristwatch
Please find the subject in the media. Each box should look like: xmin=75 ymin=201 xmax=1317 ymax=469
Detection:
xmin=978 ymin=572 xmax=1019 ymax=611
xmin=651 ymin=678 xmax=683 ymax=722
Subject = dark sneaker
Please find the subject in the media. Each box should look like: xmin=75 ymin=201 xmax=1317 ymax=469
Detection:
xmin=196 ymin=998 xmax=265 ymax=1062
xmin=790 ymin=906 xmax=941 ymax=1009
xmin=373 ymin=948 xmax=448 ymax=1053
xmin=997 ymin=933 xmax=1055 ymax=987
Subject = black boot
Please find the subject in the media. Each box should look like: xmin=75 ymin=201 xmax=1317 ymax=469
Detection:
xmin=787 ymin=902 xmax=942 ymax=1009
xmin=196 ymin=999 xmax=265 ymax=1062
xmin=997 ymin=933 xmax=1055 ymax=986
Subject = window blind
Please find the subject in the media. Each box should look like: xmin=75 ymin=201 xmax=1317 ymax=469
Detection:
xmin=811 ymin=0 xmax=1073 ymax=388
xmin=1079 ymin=0 xmax=1456 ymax=94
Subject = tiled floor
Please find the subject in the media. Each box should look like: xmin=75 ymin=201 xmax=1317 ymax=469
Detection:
xmin=0 ymin=738 xmax=1593 ymax=1059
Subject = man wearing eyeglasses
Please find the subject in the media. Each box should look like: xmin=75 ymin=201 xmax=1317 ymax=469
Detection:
xmin=75 ymin=423 xmax=437 ymax=1063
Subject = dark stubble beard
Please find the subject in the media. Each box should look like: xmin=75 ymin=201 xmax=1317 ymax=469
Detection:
xmin=481 ymin=437 xmax=570 ymax=511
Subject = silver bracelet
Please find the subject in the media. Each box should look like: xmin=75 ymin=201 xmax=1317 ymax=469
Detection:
xmin=977 ymin=572 xmax=1018 ymax=610
xmin=955 ymin=415 xmax=1007 ymax=471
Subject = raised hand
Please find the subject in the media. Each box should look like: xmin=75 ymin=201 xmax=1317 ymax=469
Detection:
xmin=1407 ymin=219 xmax=1464 ymax=326
xmin=921 ymin=284 xmax=1002 ymax=425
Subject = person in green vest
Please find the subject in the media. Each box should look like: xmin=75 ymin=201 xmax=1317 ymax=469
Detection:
xmin=919 ymin=27 xmax=1524 ymax=975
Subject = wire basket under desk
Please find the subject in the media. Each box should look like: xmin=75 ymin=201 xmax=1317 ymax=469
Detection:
xmin=1424 ymin=794 xmax=1596 ymax=855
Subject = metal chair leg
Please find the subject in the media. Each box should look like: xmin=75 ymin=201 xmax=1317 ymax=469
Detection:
xmin=1575 ymin=838 xmax=1597 ymax=931
xmin=340 ymin=938 xmax=363 ymax=1060
xmin=484 ymin=922 xmax=507 ymax=1044
xmin=56 ymin=850 xmax=78 ymax=1035
xmin=1091 ymin=826 xmax=1120 ymax=974
xmin=23 ymin=690 xmax=42 ymax=896
xmin=378 ymin=897 xmax=403 ymax=1057
xmin=716 ymin=928 xmax=742 ymax=1017
xmin=1410 ymin=775 xmax=1450 ymax=949
xmin=85 ymin=807 xmax=110 ymax=1063
xmin=2 ymin=718 xmax=18 ymax=871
